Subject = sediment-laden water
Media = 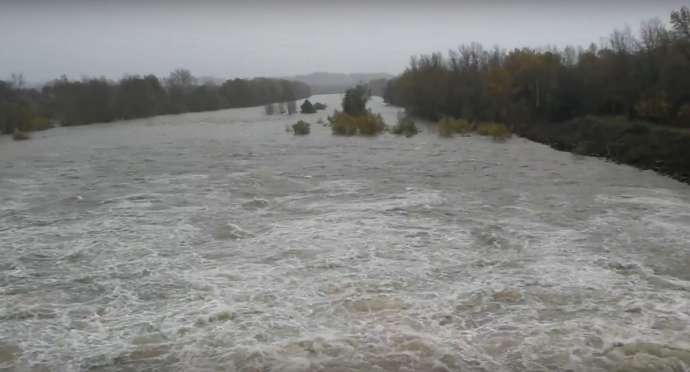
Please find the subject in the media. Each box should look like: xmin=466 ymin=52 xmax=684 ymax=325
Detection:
xmin=1 ymin=95 xmax=689 ymax=371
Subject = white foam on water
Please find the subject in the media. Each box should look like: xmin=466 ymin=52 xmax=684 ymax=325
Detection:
xmin=1 ymin=94 xmax=690 ymax=371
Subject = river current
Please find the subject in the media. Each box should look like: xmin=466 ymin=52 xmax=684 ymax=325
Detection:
xmin=1 ymin=95 xmax=689 ymax=371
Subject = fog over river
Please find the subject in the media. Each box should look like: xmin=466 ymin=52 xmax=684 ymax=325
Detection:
xmin=1 ymin=95 xmax=689 ymax=371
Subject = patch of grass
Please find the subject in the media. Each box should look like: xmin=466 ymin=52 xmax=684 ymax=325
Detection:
xmin=391 ymin=114 xmax=418 ymax=137
xmin=437 ymin=117 xmax=473 ymax=137
xmin=291 ymin=120 xmax=311 ymax=135
xmin=330 ymin=111 xmax=386 ymax=136
xmin=477 ymin=122 xmax=512 ymax=141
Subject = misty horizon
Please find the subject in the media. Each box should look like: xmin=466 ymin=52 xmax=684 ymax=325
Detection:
xmin=1 ymin=0 xmax=687 ymax=82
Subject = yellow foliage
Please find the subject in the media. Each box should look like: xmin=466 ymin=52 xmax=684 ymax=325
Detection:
xmin=437 ymin=117 xmax=473 ymax=137
xmin=28 ymin=116 xmax=53 ymax=131
xmin=636 ymin=97 xmax=670 ymax=122
xmin=330 ymin=111 xmax=386 ymax=136
xmin=477 ymin=122 xmax=512 ymax=140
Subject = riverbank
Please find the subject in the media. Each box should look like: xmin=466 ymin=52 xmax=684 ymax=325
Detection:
xmin=513 ymin=116 xmax=690 ymax=184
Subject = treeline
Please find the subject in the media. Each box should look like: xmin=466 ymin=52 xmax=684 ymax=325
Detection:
xmin=384 ymin=7 xmax=690 ymax=127
xmin=0 ymin=69 xmax=310 ymax=134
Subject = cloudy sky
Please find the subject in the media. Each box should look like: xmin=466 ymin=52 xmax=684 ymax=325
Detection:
xmin=0 ymin=0 xmax=686 ymax=82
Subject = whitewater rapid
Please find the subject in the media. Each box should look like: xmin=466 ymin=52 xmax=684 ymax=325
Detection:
xmin=1 ymin=95 xmax=689 ymax=371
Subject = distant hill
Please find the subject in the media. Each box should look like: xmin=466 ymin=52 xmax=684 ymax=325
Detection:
xmin=288 ymin=72 xmax=394 ymax=95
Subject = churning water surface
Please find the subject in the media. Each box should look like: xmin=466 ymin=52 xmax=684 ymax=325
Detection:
xmin=1 ymin=95 xmax=689 ymax=372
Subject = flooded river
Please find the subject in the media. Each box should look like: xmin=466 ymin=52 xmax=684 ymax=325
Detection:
xmin=1 ymin=95 xmax=689 ymax=371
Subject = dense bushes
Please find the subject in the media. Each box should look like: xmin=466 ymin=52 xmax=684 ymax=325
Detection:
xmin=436 ymin=117 xmax=511 ymax=140
xmin=438 ymin=117 xmax=473 ymax=137
xmin=291 ymin=120 xmax=311 ymax=135
xmin=328 ymin=85 xmax=386 ymax=136
xmin=477 ymin=122 xmax=512 ymax=140
xmin=515 ymin=116 xmax=690 ymax=182
xmin=329 ymin=111 xmax=385 ymax=136
xmin=391 ymin=114 xmax=418 ymax=137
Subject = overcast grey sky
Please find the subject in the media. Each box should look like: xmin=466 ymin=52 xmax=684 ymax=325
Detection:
xmin=0 ymin=0 xmax=687 ymax=82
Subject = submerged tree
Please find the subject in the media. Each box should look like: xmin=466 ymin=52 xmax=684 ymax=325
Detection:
xmin=300 ymin=99 xmax=316 ymax=114
xmin=342 ymin=85 xmax=370 ymax=116
xmin=287 ymin=101 xmax=297 ymax=115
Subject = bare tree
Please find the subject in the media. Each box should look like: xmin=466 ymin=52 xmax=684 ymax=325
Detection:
xmin=10 ymin=73 xmax=25 ymax=90
xmin=671 ymin=6 xmax=690 ymax=40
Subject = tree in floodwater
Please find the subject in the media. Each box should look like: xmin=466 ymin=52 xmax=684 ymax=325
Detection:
xmin=384 ymin=6 xmax=690 ymax=128
xmin=264 ymin=103 xmax=275 ymax=115
xmin=287 ymin=101 xmax=297 ymax=115
xmin=342 ymin=85 xmax=370 ymax=116
xmin=300 ymin=99 xmax=316 ymax=114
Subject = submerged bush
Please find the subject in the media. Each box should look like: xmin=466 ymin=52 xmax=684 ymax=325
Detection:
xmin=391 ymin=113 xmax=418 ymax=137
xmin=437 ymin=117 xmax=511 ymax=140
xmin=12 ymin=131 xmax=30 ymax=141
xmin=291 ymin=120 xmax=311 ymax=135
xmin=300 ymin=100 xmax=316 ymax=114
xmin=477 ymin=122 xmax=512 ymax=140
xmin=330 ymin=111 xmax=385 ymax=136
xmin=313 ymin=102 xmax=327 ymax=111
xmin=437 ymin=117 xmax=473 ymax=137
xmin=26 ymin=116 xmax=53 ymax=131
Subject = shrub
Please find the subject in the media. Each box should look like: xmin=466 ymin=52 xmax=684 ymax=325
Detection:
xmin=391 ymin=113 xmax=418 ymax=137
xmin=291 ymin=120 xmax=311 ymax=135
xmin=635 ymin=96 xmax=671 ymax=123
xmin=477 ymin=122 xmax=512 ymax=140
xmin=12 ymin=131 xmax=30 ymax=141
xmin=27 ymin=116 xmax=53 ymax=131
xmin=313 ymin=102 xmax=327 ymax=111
xmin=437 ymin=117 xmax=473 ymax=137
xmin=330 ymin=111 xmax=385 ymax=136
xmin=300 ymin=100 xmax=316 ymax=114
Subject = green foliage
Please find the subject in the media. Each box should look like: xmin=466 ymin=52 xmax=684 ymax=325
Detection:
xmin=291 ymin=120 xmax=311 ymax=135
xmin=300 ymin=99 xmax=316 ymax=114
xmin=330 ymin=111 xmax=386 ymax=136
xmin=342 ymin=85 xmax=370 ymax=116
xmin=391 ymin=113 xmax=418 ymax=137
xmin=437 ymin=117 xmax=473 ymax=137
